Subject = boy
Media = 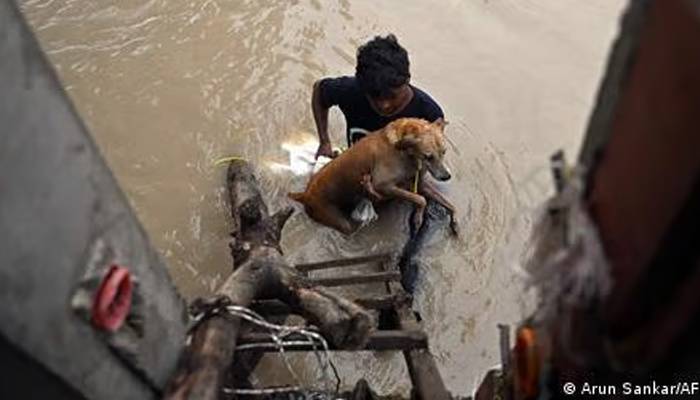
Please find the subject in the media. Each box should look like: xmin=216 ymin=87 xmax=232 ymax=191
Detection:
xmin=310 ymin=34 xmax=453 ymax=293
xmin=312 ymin=34 xmax=445 ymax=157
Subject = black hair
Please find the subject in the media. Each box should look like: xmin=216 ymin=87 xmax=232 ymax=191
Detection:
xmin=355 ymin=34 xmax=410 ymax=98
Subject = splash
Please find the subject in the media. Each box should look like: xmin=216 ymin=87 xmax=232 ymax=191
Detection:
xmin=265 ymin=133 xmax=322 ymax=176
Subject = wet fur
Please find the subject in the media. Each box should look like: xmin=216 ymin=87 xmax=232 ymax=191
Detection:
xmin=289 ymin=118 xmax=457 ymax=235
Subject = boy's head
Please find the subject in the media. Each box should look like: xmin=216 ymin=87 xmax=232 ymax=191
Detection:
xmin=356 ymin=34 xmax=412 ymax=116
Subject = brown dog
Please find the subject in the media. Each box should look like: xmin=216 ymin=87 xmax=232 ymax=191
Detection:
xmin=288 ymin=118 xmax=458 ymax=235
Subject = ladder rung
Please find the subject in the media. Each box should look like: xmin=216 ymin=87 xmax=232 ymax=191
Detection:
xmin=236 ymin=329 xmax=428 ymax=352
xmin=294 ymin=253 xmax=392 ymax=272
xmin=307 ymin=271 xmax=400 ymax=287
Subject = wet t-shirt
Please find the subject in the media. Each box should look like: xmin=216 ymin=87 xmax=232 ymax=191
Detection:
xmin=318 ymin=76 xmax=444 ymax=145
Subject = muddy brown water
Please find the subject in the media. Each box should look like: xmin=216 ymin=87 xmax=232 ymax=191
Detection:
xmin=21 ymin=0 xmax=625 ymax=396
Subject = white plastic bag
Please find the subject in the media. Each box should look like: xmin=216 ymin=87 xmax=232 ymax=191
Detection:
xmin=312 ymin=155 xmax=333 ymax=175
xmin=351 ymin=198 xmax=378 ymax=226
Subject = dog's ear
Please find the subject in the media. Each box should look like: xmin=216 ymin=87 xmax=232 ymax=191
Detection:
xmin=433 ymin=118 xmax=448 ymax=130
xmin=386 ymin=125 xmax=401 ymax=146
xmin=395 ymin=134 xmax=419 ymax=150
xmin=387 ymin=120 xmax=420 ymax=149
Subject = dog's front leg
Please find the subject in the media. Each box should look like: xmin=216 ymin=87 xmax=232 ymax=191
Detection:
xmin=419 ymin=179 xmax=459 ymax=236
xmin=379 ymin=185 xmax=428 ymax=232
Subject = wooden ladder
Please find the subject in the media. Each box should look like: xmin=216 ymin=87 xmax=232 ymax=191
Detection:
xmin=236 ymin=253 xmax=451 ymax=399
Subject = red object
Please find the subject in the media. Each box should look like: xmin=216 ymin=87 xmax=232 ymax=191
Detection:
xmin=91 ymin=265 xmax=132 ymax=332
xmin=514 ymin=327 xmax=539 ymax=399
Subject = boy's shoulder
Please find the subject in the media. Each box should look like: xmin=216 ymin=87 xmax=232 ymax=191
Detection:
xmin=412 ymin=85 xmax=442 ymax=107
xmin=320 ymin=75 xmax=360 ymax=91
xmin=408 ymin=85 xmax=444 ymax=119
xmin=318 ymin=76 xmax=363 ymax=107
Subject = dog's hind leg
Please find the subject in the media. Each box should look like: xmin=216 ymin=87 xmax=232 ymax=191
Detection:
xmin=308 ymin=204 xmax=357 ymax=235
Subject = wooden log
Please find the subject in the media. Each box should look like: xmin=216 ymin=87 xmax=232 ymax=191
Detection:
xmin=380 ymin=260 xmax=451 ymax=400
xmin=294 ymin=253 xmax=392 ymax=273
xmin=236 ymin=330 xmax=428 ymax=352
xmin=308 ymin=271 xmax=401 ymax=287
xmin=163 ymin=161 xmax=374 ymax=400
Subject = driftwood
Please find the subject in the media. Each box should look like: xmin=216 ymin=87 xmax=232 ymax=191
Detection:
xmin=163 ymin=161 xmax=374 ymax=400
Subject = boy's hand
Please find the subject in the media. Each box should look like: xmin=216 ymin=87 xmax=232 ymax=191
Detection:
xmin=316 ymin=141 xmax=334 ymax=159
xmin=360 ymin=173 xmax=383 ymax=201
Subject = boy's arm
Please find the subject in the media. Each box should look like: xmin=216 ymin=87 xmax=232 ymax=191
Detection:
xmin=312 ymin=80 xmax=333 ymax=159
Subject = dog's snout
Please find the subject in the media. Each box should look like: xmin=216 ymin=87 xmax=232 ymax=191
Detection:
xmin=427 ymin=168 xmax=450 ymax=181
xmin=433 ymin=169 xmax=450 ymax=181
xmin=428 ymin=162 xmax=451 ymax=181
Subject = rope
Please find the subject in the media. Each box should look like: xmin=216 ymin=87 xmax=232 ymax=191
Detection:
xmin=412 ymin=159 xmax=423 ymax=193
xmin=213 ymin=156 xmax=246 ymax=167
xmin=189 ymin=303 xmax=341 ymax=397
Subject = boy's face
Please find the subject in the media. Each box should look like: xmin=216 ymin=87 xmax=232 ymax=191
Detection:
xmin=366 ymin=84 xmax=412 ymax=117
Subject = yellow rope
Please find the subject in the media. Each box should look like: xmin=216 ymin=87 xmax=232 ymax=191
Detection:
xmin=213 ymin=156 xmax=246 ymax=167
xmin=412 ymin=159 xmax=422 ymax=193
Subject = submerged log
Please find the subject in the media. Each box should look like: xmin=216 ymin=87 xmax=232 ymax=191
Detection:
xmin=164 ymin=161 xmax=374 ymax=400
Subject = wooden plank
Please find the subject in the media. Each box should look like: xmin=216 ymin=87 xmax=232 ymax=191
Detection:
xmin=294 ymin=253 xmax=392 ymax=272
xmin=236 ymin=330 xmax=427 ymax=352
xmin=381 ymin=261 xmax=451 ymax=400
xmin=498 ymin=324 xmax=511 ymax=373
xmin=354 ymin=294 xmax=410 ymax=310
xmin=308 ymin=271 xmax=400 ymax=287
xmin=475 ymin=369 xmax=502 ymax=400
xmin=251 ymin=294 xmax=408 ymax=316
xmin=404 ymin=349 xmax=451 ymax=399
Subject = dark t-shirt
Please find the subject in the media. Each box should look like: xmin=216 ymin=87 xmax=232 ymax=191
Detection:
xmin=318 ymin=76 xmax=444 ymax=145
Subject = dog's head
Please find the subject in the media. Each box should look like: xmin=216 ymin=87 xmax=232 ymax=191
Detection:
xmin=386 ymin=118 xmax=451 ymax=181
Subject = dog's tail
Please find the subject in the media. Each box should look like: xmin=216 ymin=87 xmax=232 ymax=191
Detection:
xmin=287 ymin=191 xmax=307 ymax=205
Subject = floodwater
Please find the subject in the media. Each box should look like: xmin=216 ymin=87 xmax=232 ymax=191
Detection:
xmin=21 ymin=0 xmax=625 ymax=396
